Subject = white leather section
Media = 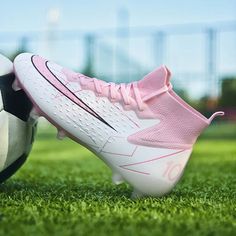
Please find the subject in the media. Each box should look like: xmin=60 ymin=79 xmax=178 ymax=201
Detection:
xmin=102 ymin=136 xmax=137 ymax=156
xmin=101 ymin=144 xmax=177 ymax=167
xmin=76 ymin=90 xmax=138 ymax=135
xmin=119 ymin=149 xmax=192 ymax=196
xmin=101 ymin=146 xmax=192 ymax=196
xmin=76 ymin=90 xmax=159 ymax=136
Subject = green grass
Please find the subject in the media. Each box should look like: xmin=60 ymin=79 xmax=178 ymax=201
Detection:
xmin=0 ymin=122 xmax=235 ymax=236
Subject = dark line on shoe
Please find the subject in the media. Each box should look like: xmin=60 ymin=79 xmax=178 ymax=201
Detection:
xmin=31 ymin=55 xmax=116 ymax=131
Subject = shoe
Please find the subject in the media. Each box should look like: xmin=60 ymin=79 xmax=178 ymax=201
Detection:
xmin=0 ymin=54 xmax=37 ymax=183
xmin=14 ymin=53 xmax=223 ymax=197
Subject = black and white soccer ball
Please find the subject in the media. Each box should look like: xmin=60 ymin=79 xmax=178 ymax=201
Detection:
xmin=0 ymin=54 xmax=36 ymax=183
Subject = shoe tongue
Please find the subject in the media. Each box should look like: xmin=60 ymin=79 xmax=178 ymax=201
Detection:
xmin=138 ymin=66 xmax=171 ymax=98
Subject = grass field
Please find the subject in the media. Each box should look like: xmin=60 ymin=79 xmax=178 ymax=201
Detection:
xmin=0 ymin=122 xmax=235 ymax=236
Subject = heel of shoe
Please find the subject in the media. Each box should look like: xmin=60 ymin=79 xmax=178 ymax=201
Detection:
xmin=119 ymin=148 xmax=192 ymax=197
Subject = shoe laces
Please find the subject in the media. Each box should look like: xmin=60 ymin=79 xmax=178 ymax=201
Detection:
xmin=78 ymin=75 xmax=171 ymax=111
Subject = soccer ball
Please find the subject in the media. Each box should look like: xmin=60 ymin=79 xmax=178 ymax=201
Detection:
xmin=0 ymin=54 xmax=37 ymax=183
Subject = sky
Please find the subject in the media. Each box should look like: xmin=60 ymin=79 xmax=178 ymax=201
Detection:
xmin=0 ymin=0 xmax=236 ymax=97
xmin=0 ymin=0 xmax=236 ymax=31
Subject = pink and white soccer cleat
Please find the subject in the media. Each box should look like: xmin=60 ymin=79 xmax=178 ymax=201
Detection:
xmin=14 ymin=53 xmax=224 ymax=197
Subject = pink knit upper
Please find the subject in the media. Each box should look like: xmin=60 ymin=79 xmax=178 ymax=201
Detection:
xmin=128 ymin=66 xmax=223 ymax=149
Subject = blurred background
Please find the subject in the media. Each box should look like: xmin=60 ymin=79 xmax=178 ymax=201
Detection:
xmin=0 ymin=2 xmax=235 ymax=235
xmin=0 ymin=0 xmax=236 ymax=121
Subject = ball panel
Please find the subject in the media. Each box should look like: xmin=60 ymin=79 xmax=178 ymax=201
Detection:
xmin=0 ymin=119 xmax=37 ymax=183
xmin=4 ymin=113 xmax=28 ymax=168
xmin=0 ymin=73 xmax=33 ymax=122
xmin=0 ymin=153 xmax=28 ymax=183
xmin=0 ymin=54 xmax=36 ymax=183
xmin=0 ymin=90 xmax=3 ymax=111
xmin=0 ymin=110 xmax=9 ymax=170
xmin=0 ymin=54 xmax=13 ymax=76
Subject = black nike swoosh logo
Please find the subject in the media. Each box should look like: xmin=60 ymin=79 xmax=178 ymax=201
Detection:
xmin=31 ymin=55 xmax=116 ymax=131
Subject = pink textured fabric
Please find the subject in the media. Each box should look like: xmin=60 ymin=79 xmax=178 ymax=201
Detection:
xmin=128 ymin=91 xmax=209 ymax=149
xmin=128 ymin=66 xmax=210 ymax=149
xmin=138 ymin=66 xmax=171 ymax=99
